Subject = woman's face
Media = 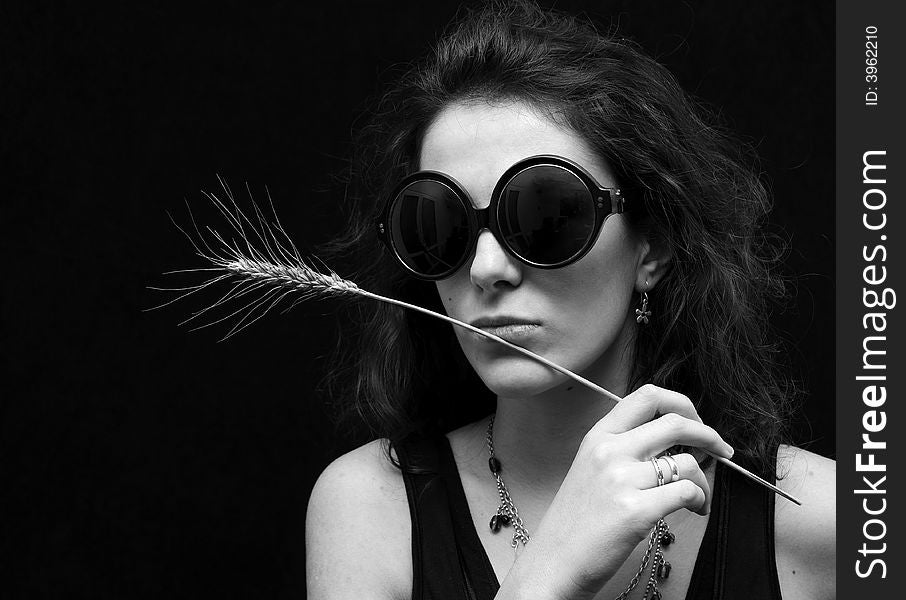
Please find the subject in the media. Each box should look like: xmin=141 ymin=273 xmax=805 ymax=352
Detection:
xmin=420 ymin=101 xmax=649 ymax=398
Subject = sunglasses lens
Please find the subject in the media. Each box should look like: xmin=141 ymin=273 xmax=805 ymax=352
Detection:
xmin=497 ymin=165 xmax=596 ymax=265
xmin=389 ymin=180 xmax=471 ymax=277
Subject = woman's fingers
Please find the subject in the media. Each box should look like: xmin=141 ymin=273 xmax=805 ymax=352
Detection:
xmin=583 ymin=384 xmax=733 ymax=459
xmin=629 ymin=413 xmax=734 ymax=459
xmin=640 ymin=475 xmax=711 ymax=518
xmin=627 ymin=454 xmax=710 ymax=515
xmin=649 ymin=454 xmax=711 ymax=515
xmin=627 ymin=453 xmax=701 ymax=489
xmin=593 ymin=384 xmax=703 ymax=434
xmin=601 ymin=454 xmax=711 ymax=517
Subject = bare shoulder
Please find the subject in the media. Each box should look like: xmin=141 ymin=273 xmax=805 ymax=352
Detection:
xmin=774 ymin=445 xmax=836 ymax=600
xmin=306 ymin=439 xmax=411 ymax=600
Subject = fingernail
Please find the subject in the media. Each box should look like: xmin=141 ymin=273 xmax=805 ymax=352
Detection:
xmin=724 ymin=443 xmax=734 ymax=458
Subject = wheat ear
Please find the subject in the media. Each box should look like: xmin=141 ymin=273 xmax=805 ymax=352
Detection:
xmin=148 ymin=179 xmax=801 ymax=505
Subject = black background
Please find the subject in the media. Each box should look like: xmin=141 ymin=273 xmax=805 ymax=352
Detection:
xmin=2 ymin=2 xmax=833 ymax=598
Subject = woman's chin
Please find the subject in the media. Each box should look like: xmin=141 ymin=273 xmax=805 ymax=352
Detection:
xmin=472 ymin=358 xmax=566 ymax=398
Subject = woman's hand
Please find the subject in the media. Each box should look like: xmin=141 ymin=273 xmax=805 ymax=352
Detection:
xmin=497 ymin=384 xmax=735 ymax=600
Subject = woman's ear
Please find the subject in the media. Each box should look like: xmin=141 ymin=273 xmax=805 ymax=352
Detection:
xmin=635 ymin=237 xmax=672 ymax=292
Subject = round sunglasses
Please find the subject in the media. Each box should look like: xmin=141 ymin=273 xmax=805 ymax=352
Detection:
xmin=375 ymin=154 xmax=628 ymax=280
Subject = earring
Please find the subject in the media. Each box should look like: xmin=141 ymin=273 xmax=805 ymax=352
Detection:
xmin=635 ymin=290 xmax=651 ymax=324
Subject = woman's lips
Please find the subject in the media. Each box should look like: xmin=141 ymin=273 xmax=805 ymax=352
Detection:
xmin=469 ymin=318 xmax=542 ymax=343
xmin=477 ymin=323 xmax=541 ymax=339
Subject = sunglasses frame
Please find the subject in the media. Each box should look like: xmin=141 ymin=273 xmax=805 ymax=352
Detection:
xmin=375 ymin=154 xmax=627 ymax=280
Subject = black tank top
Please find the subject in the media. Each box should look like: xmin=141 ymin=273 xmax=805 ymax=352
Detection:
xmin=396 ymin=433 xmax=783 ymax=600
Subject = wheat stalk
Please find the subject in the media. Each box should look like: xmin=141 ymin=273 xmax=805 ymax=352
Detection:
xmin=148 ymin=179 xmax=801 ymax=505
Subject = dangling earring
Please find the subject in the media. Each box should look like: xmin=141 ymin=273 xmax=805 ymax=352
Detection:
xmin=635 ymin=289 xmax=651 ymax=324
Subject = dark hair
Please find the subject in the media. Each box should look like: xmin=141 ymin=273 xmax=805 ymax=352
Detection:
xmin=321 ymin=0 xmax=795 ymax=475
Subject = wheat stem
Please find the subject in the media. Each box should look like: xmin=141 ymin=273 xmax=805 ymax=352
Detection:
xmin=150 ymin=181 xmax=801 ymax=505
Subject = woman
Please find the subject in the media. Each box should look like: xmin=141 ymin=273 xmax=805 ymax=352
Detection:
xmin=306 ymin=2 xmax=835 ymax=598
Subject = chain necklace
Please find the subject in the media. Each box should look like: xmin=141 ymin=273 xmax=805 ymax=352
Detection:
xmin=486 ymin=415 xmax=675 ymax=600
xmin=486 ymin=417 xmax=531 ymax=548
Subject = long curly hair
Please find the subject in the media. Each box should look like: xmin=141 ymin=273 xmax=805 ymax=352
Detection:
xmin=320 ymin=0 xmax=796 ymax=475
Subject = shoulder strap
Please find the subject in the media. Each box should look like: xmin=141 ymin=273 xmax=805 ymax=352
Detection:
xmin=396 ymin=433 xmax=497 ymax=600
xmin=717 ymin=449 xmax=783 ymax=599
xmin=687 ymin=451 xmax=783 ymax=600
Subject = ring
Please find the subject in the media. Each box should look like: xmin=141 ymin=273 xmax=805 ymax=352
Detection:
xmin=661 ymin=455 xmax=680 ymax=483
xmin=650 ymin=457 xmax=665 ymax=487
xmin=656 ymin=457 xmax=675 ymax=484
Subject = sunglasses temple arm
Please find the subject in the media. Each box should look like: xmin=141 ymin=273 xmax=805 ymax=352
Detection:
xmin=354 ymin=288 xmax=802 ymax=506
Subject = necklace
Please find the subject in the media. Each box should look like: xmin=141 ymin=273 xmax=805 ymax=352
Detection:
xmin=486 ymin=415 xmax=675 ymax=600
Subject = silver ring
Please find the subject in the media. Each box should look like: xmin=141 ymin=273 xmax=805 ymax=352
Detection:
xmin=661 ymin=455 xmax=680 ymax=483
xmin=656 ymin=457 xmax=672 ymax=485
xmin=650 ymin=457 xmax=665 ymax=487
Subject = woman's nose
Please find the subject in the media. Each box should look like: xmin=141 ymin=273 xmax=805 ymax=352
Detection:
xmin=469 ymin=229 xmax=523 ymax=291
